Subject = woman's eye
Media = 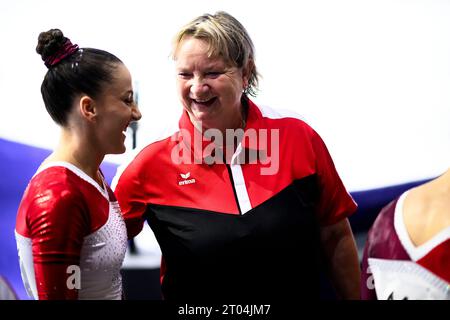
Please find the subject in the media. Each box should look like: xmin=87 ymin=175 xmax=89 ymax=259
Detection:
xmin=178 ymin=72 xmax=192 ymax=79
xmin=206 ymin=72 xmax=221 ymax=78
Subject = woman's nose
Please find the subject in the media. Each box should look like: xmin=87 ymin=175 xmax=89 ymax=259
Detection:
xmin=190 ymin=78 xmax=209 ymax=96
xmin=132 ymin=105 xmax=142 ymax=121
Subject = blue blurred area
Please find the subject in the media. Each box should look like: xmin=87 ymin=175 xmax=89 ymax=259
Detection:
xmin=0 ymin=137 xmax=429 ymax=300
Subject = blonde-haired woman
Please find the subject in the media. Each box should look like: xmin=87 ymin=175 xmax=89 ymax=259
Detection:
xmin=114 ymin=11 xmax=360 ymax=301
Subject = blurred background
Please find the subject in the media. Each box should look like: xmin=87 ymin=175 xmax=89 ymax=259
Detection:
xmin=1 ymin=0 xmax=449 ymax=300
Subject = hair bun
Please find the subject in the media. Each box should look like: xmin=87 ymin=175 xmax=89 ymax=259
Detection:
xmin=36 ymin=29 xmax=79 ymax=68
xmin=36 ymin=29 xmax=67 ymax=61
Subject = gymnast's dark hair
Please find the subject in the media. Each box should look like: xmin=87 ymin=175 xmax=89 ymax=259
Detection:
xmin=36 ymin=29 xmax=122 ymax=126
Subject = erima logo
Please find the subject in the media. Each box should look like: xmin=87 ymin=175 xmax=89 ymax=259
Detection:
xmin=179 ymin=172 xmax=196 ymax=186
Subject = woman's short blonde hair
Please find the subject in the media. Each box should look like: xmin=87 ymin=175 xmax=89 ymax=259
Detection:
xmin=172 ymin=11 xmax=260 ymax=97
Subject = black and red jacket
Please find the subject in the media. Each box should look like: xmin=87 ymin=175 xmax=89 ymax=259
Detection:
xmin=113 ymin=98 xmax=357 ymax=301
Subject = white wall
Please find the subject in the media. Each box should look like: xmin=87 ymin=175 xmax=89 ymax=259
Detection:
xmin=1 ymin=0 xmax=449 ymax=191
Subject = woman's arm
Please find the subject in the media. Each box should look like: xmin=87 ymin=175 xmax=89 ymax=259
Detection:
xmin=320 ymin=218 xmax=361 ymax=299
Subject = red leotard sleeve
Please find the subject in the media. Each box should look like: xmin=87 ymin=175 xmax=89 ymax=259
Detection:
xmin=25 ymin=181 xmax=89 ymax=299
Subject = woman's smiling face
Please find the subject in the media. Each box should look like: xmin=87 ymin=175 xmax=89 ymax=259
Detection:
xmin=175 ymin=37 xmax=248 ymax=131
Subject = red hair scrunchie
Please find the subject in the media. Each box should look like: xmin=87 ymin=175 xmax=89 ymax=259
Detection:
xmin=44 ymin=39 xmax=79 ymax=68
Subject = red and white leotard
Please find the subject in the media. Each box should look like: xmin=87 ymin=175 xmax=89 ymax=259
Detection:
xmin=15 ymin=162 xmax=127 ymax=300
xmin=361 ymin=191 xmax=450 ymax=300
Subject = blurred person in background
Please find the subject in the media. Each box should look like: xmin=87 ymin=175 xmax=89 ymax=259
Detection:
xmin=361 ymin=167 xmax=450 ymax=299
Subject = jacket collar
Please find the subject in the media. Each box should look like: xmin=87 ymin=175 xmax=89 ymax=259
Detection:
xmin=177 ymin=97 xmax=268 ymax=165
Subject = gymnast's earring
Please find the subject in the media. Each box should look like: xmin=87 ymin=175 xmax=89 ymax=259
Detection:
xmin=243 ymin=80 xmax=249 ymax=93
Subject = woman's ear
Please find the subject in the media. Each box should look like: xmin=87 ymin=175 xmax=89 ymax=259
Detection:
xmin=242 ymin=59 xmax=254 ymax=89
xmin=79 ymin=95 xmax=97 ymax=121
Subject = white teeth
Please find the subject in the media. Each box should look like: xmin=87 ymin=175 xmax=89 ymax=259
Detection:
xmin=194 ymin=98 xmax=213 ymax=103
